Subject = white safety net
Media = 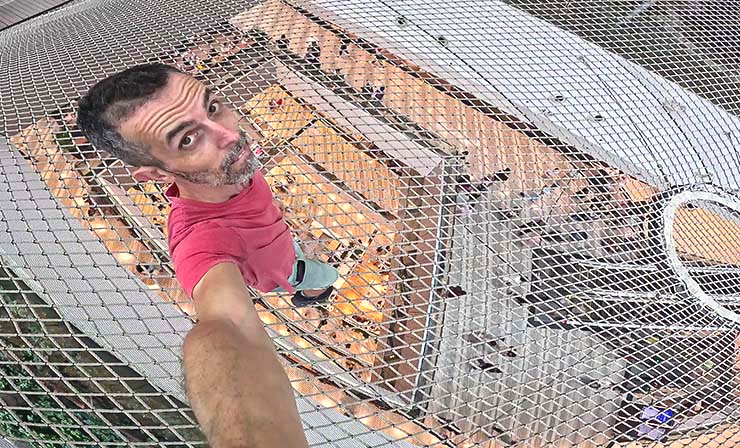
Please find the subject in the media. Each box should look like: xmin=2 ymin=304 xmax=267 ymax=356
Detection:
xmin=0 ymin=0 xmax=739 ymax=446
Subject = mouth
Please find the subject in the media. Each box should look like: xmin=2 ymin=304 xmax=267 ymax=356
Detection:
xmin=223 ymin=133 xmax=250 ymax=169
xmin=232 ymin=143 xmax=251 ymax=166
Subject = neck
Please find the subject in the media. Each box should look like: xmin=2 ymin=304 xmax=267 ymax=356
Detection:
xmin=176 ymin=181 xmax=246 ymax=203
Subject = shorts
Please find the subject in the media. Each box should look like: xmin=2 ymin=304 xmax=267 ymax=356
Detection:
xmin=272 ymin=240 xmax=338 ymax=293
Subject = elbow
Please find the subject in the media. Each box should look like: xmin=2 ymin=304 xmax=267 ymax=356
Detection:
xmin=184 ymin=317 xmax=273 ymax=359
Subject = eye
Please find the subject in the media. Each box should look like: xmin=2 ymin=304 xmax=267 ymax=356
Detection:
xmin=180 ymin=133 xmax=197 ymax=149
xmin=208 ymin=100 xmax=220 ymax=115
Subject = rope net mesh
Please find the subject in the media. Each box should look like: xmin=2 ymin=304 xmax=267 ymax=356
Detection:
xmin=0 ymin=0 xmax=739 ymax=446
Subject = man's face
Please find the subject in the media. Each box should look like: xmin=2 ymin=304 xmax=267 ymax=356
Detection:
xmin=119 ymin=72 xmax=261 ymax=186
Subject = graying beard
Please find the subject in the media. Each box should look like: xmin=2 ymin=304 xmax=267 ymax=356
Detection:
xmin=169 ymin=131 xmax=261 ymax=186
xmin=221 ymin=151 xmax=260 ymax=186
xmin=220 ymin=131 xmax=248 ymax=171
xmin=173 ymin=157 xmax=259 ymax=186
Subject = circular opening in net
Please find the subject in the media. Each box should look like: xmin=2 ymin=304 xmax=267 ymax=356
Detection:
xmin=663 ymin=190 xmax=740 ymax=322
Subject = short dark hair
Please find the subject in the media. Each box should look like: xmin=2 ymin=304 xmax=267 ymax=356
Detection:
xmin=77 ymin=63 xmax=183 ymax=167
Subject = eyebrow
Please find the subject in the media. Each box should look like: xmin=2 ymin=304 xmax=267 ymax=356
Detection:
xmin=202 ymin=87 xmax=213 ymax=111
xmin=165 ymin=88 xmax=214 ymax=146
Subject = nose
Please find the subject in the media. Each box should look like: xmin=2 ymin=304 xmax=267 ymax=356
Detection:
xmin=211 ymin=122 xmax=240 ymax=150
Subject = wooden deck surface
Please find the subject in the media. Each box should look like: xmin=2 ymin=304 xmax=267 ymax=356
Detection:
xmin=0 ymin=0 xmax=71 ymax=30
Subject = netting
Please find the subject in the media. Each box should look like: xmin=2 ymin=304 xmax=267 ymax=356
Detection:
xmin=0 ymin=0 xmax=739 ymax=446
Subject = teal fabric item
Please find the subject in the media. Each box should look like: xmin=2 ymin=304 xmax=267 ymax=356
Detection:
xmin=272 ymin=240 xmax=338 ymax=293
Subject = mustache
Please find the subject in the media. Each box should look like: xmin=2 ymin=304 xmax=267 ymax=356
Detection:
xmin=221 ymin=131 xmax=249 ymax=170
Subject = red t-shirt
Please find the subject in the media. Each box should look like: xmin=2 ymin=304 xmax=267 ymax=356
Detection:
xmin=166 ymin=171 xmax=296 ymax=298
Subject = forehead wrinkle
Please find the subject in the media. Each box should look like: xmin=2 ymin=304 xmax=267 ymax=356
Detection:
xmin=132 ymin=79 xmax=188 ymax=134
xmin=143 ymin=80 xmax=201 ymax=139
xmin=147 ymin=83 xmax=198 ymax=135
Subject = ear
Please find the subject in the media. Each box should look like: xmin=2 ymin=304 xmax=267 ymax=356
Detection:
xmin=132 ymin=166 xmax=176 ymax=184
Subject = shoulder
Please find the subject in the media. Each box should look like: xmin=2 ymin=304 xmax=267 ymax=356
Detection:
xmin=171 ymin=221 xmax=242 ymax=257
xmin=168 ymin=223 xmax=244 ymax=299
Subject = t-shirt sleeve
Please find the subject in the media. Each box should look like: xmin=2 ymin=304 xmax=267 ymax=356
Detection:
xmin=170 ymin=225 xmax=242 ymax=298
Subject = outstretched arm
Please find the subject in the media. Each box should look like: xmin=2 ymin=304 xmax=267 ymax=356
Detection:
xmin=182 ymin=262 xmax=308 ymax=448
